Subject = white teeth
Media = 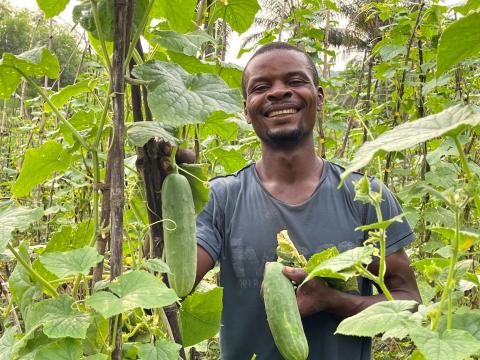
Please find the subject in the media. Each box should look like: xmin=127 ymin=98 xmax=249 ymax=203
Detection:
xmin=268 ymin=108 xmax=297 ymax=117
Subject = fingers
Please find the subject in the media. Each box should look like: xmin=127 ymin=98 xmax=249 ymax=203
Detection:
xmin=282 ymin=266 xmax=308 ymax=284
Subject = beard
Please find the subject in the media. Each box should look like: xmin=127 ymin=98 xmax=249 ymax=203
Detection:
xmin=264 ymin=125 xmax=306 ymax=145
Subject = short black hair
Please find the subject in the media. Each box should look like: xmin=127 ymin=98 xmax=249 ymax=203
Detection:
xmin=241 ymin=42 xmax=319 ymax=99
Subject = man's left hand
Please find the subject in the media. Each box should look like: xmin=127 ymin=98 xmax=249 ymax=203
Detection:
xmin=282 ymin=266 xmax=338 ymax=318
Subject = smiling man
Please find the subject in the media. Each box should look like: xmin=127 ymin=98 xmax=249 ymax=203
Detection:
xmin=194 ymin=42 xmax=420 ymax=359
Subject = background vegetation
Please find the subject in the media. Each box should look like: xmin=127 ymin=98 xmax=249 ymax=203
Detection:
xmin=0 ymin=0 xmax=480 ymax=359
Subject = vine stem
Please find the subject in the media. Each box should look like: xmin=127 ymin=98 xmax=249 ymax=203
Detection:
xmin=453 ymin=135 xmax=480 ymax=214
xmin=14 ymin=69 xmax=90 ymax=150
xmin=6 ymin=243 xmax=58 ymax=296
xmin=91 ymin=0 xmax=112 ymax=73
xmin=432 ymin=207 xmax=461 ymax=331
xmin=123 ymin=0 xmax=155 ymax=72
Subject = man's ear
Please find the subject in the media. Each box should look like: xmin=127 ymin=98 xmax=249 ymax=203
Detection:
xmin=317 ymin=86 xmax=324 ymax=111
xmin=244 ymin=100 xmax=252 ymax=124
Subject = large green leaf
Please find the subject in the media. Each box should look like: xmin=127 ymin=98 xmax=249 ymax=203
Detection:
xmin=304 ymin=246 xmax=374 ymax=283
xmin=136 ymin=339 xmax=182 ymax=360
xmin=179 ymin=163 xmax=210 ymax=214
xmin=409 ymin=326 xmax=480 ymax=360
xmin=210 ymin=0 xmax=260 ymax=34
xmin=436 ymin=12 xmax=480 ymax=76
xmin=44 ymin=221 xmax=93 ymax=253
xmin=45 ymin=79 xmax=96 ymax=112
xmin=438 ymin=312 xmax=480 ymax=341
xmin=209 ymin=147 xmax=247 ymax=173
xmin=0 ymin=327 xmax=16 ymax=360
xmin=167 ymin=52 xmax=243 ymax=89
xmin=34 ymin=338 xmax=82 ymax=360
xmin=202 ymin=111 xmax=240 ymax=141
xmin=180 ymin=287 xmax=223 ymax=347
xmin=335 ymin=300 xmax=417 ymax=337
xmin=0 ymin=204 xmax=43 ymax=253
xmin=59 ymin=110 xmax=96 ymax=145
xmin=29 ymin=295 xmax=92 ymax=339
xmin=132 ymin=61 xmax=242 ymax=126
xmin=152 ymin=30 xmax=214 ymax=57
xmin=13 ymin=141 xmax=72 ymax=197
xmin=36 ymin=0 xmax=70 ymax=19
xmin=341 ymin=105 xmax=480 ymax=181
xmin=126 ymin=122 xmax=179 ymax=147
xmin=40 ymin=246 xmax=103 ymax=278
xmin=0 ymin=47 xmax=60 ymax=99
xmin=73 ymin=0 xmax=148 ymax=41
xmin=151 ymin=0 xmax=197 ymax=33
xmin=9 ymin=241 xmax=43 ymax=326
xmin=86 ymin=270 xmax=178 ymax=318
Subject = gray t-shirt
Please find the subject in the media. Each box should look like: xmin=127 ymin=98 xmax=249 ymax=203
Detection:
xmin=196 ymin=160 xmax=415 ymax=360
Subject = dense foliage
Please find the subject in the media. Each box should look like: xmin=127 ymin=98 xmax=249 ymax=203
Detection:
xmin=1 ymin=0 xmax=480 ymax=359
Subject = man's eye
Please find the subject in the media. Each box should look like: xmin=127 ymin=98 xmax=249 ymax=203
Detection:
xmin=252 ymin=85 xmax=268 ymax=92
xmin=290 ymin=79 xmax=305 ymax=85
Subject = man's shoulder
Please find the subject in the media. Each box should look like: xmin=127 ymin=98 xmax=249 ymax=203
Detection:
xmin=324 ymin=160 xmax=369 ymax=191
xmin=209 ymin=163 xmax=255 ymax=194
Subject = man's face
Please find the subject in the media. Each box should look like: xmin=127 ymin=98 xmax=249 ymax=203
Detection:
xmin=243 ymin=49 xmax=323 ymax=146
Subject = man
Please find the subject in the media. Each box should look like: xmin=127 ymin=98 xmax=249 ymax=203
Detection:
xmin=195 ymin=42 xmax=421 ymax=359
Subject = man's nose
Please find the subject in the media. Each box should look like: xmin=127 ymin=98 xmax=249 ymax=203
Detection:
xmin=266 ymin=82 xmax=292 ymax=101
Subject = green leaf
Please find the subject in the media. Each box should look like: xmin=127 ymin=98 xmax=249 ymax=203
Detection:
xmin=13 ymin=141 xmax=72 ymax=197
xmin=39 ymin=246 xmax=103 ymax=278
xmin=409 ymin=326 xmax=480 ymax=360
xmin=453 ymin=0 xmax=480 ymax=15
xmin=0 ymin=327 xmax=17 ymax=360
xmin=137 ymin=339 xmax=182 ymax=360
xmin=29 ymin=295 xmax=92 ymax=339
xmin=335 ymin=300 xmax=417 ymax=337
xmin=210 ymin=0 xmax=260 ymax=34
xmin=45 ymin=79 xmax=96 ymax=112
xmin=180 ymin=287 xmax=223 ymax=347
xmin=44 ymin=221 xmax=94 ymax=253
xmin=341 ymin=104 xmax=480 ymax=182
xmin=151 ymin=0 xmax=197 ymax=33
xmin=126 ymin=122 xmax=179 ymax=147
xmin=9 ymin=242 xmax=43 ymax=324
xmin=36 ymin=0 xmax=70 ymax=18
xmin=132 ymin=61 xmax=242 ymax=126
xmin=438 ymin=312 xmax=480 ymax=341
xmin=86 ymin=270 xmax=178 ymax=318
xmin=305 ymin=247 xmax=340 ymax=273
xmin=142 ymin=258 xmax=171 ymax=274
xmin=209 ymin=147 xmax=247 ymax=173
xmin=34 ymin=338 xmax=82 ymax=360
xmin=168 ymin=52 xmax=243 ymax=89
xmin=59 ymin=110 xmax=96 ymax=145
xmin=0 ymin=204 xmax=43 ymax=252
xmin=0 ymin=47 xmax=60 ymax=99
xmin=356 ymin=213 xmax=405 ymax=231
xmin=202 ymin=111 xmax=240 ymax=141
xmin=179 ymin=163 xmax=210 ymax=214
xmin=436 ymin=12 xmax=480 ymax=76
xmin=304 ymin=246 xmax=374 ymax=283
xmin=85 ymin=355 xmax=108 ymax=360
xmin=152 ymin=30 xmax=214 ymax=56
xmin=73 ymin=0 xmax=149 ymax=41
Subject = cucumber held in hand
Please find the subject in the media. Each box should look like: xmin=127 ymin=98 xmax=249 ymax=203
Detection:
xmin=162 ymin=172 xmax=197 ymax=297
xmin=263 ymin=262 xmax=309 ymax=360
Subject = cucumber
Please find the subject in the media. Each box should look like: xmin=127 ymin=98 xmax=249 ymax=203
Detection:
xmin=263 ymin=262 xmax=309 ymax=360
xmin=162 ymin=172 xmax=197 ymax=297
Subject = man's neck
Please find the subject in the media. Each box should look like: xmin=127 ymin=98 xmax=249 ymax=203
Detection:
xmin=256 ymin=137 xmax=322 ymax=185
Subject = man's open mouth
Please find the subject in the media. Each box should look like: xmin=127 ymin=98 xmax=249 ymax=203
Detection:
xmin=266 ymin=108 xmax=299 ymax=118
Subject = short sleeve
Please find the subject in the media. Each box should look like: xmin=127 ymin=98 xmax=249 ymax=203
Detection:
xmin=363 ymin=179 xmax=415 ymax=255
xmin=196 ymin=184 xmax=224 ymax=263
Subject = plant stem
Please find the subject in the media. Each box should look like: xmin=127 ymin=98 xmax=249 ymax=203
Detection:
xmin=15 ymin=70 xmax=90 ymax=150
xmin=91 ymin=0 xmax=112 ymax=73
xmin=6 ymin=243 xmax=58 ymax=296
xmin=432 ymin=207 xmax=461 ymax=331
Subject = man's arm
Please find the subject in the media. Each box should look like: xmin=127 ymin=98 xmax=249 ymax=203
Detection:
xmin=283 ymin=248 xmax=421 ymax=318
xmin=195 ymin=245 xmax=215 ymax=287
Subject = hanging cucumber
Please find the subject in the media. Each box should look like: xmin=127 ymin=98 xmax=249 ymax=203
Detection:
xmin=162 ymin=171 xmax=197 ymax=297
xmin=263 ymin=261 xmax=309 ymax=360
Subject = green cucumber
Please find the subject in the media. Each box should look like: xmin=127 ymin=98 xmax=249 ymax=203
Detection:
xmin=162 ymin=172 xmax=197 ymax=297
xmin=263 ymin=262 xmax=309 ymax=360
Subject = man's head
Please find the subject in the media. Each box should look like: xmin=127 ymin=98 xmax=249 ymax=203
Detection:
xmin=242 ymin=42 xmax=323 ymax=146
xmin=241 ymin=42 xmax=319 ymax=99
